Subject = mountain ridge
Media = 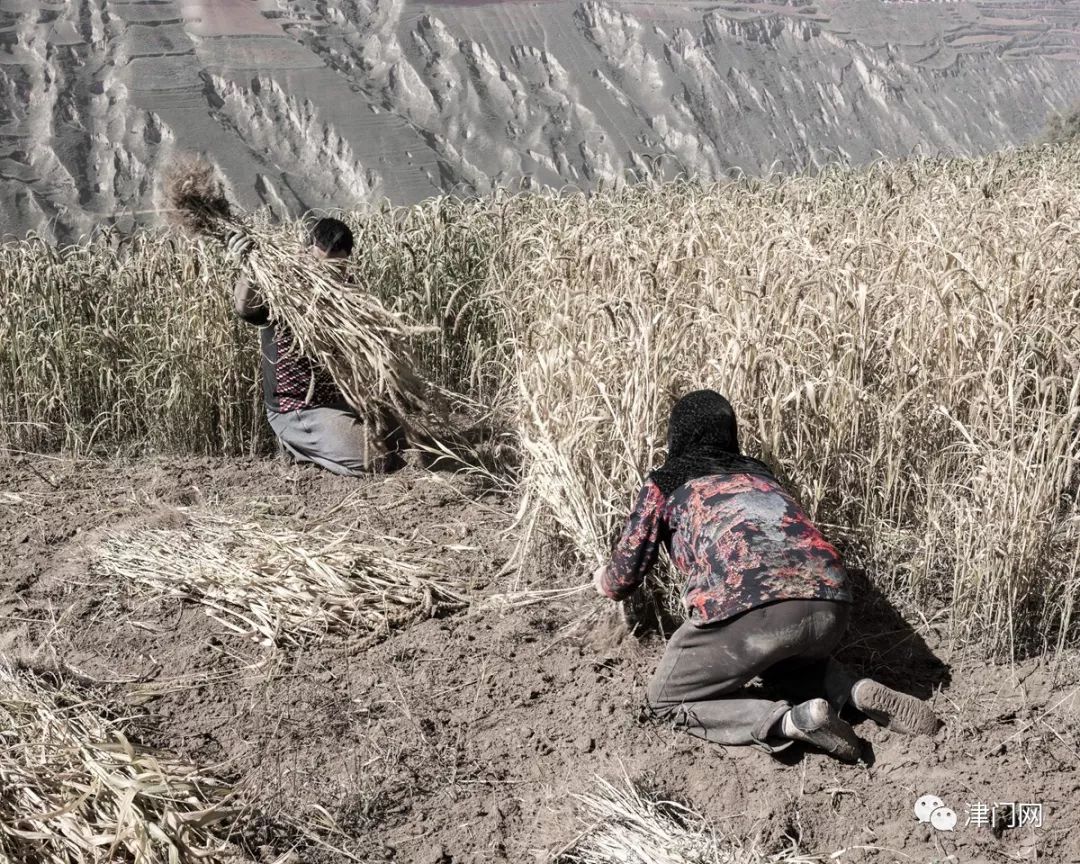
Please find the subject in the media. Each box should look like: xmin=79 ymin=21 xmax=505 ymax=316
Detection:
xmin=2 ymin=0 xmax=1079 ymax=242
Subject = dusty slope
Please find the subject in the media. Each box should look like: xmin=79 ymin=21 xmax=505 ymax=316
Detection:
xmin=2 ymin=0 xmax=1080 ymax=242
xmin=2 ymin=455 xmax=1078 ymax=863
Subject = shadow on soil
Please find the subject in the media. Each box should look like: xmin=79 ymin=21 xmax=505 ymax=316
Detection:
xmin=835 ymin=567 xmax=952 ymax=701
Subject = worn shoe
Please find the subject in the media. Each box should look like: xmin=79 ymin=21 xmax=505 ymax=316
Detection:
xmin=851 ymin=678 xmax=938 ymax=736
xmin=781 ymin=698 xmax=862 ymax=762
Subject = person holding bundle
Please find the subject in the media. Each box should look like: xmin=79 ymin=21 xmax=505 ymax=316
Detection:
xmin=229 ymin=217 xmax=407 ymax=476
xmin=593 ymin=390 xmax=937 ymax=761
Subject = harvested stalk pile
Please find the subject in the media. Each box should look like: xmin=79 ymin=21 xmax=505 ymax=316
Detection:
xmin=162 ymin=155 xmax=435 ymax=439
xmin=94 ymin=510 xmax=468 ymax=645
xmin=0 ymin=664 xmax=237 ymax=864
xmin=559 ymin=777 xmax=814 ymax=864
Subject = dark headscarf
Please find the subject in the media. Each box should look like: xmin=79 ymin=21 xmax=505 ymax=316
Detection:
xmin=648 ymin=390 xmax=775 ymax=497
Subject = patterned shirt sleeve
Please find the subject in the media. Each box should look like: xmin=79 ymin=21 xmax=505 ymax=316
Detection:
xmin=601 ymin=480 xmax=668 ymax=601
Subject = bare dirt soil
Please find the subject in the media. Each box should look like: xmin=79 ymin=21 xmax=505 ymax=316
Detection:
xmin=2 ymin=455 xmax=1079 ymax=864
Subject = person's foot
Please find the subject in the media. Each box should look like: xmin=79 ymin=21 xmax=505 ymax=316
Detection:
xmin=780 ymin=698 xmax=862 ymax=762
xmin=851 ymin=678 xmax=938 ymax=736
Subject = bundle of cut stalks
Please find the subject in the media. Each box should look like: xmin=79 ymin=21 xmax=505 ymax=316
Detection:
xmin=0 ymin=663 xmax=238 ymax=864
xmin=94 ymin=510 xmax=468 ymax=646
xmin=559 ymin=777 xmax=815 ymax=864
xmin=161 ymin=155 xmax=434 ymax=430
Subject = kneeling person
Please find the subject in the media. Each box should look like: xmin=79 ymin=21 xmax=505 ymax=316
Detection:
xmin=231 ymin=218 xmax=405 ymax=476
xmin=594 ymin=390 xmax=937 ymax=761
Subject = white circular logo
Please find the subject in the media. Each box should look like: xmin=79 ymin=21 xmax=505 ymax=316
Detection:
xmin=930 ymin=807 xmax=958 ymax=832
xmin=914 ymin=794 xmax=945 ymax=823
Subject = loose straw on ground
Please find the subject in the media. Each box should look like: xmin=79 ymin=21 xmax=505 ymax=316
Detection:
xmin=0 ymin=663 xmax=238 ymax=864
xmin=483 ymin=583 xmax=591 ymax=610
xmin=558 ymin=777 xmax=817 ymax=864
xmin=94 ymin=510 xmax=468 ymax=646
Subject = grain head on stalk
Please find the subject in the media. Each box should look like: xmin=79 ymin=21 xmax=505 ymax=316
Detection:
xmin=161 ymin=153 xmax=236 ymax=240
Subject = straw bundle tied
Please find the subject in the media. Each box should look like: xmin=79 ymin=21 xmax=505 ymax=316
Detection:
xmin=94 ymin=510 xmax=468 ymax=646
xmin=558 ymin=777 xmax=816 ymax=864
xmin=161 ymin=155 xmax=435 ymax=428
xmin=0 ymin=664 xmax=238 ymax=864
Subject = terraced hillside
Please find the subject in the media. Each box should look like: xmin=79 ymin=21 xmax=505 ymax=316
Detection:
xmin=3 ymin=0 xmax=1080 ymax=241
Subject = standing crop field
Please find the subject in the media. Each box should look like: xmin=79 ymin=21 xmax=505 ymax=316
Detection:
xmin=2 ymin=144 xmax=1079 ymax=655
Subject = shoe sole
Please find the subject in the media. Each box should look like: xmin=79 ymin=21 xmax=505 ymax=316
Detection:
xmin=853 ymin=680 xmax=938 ymax=737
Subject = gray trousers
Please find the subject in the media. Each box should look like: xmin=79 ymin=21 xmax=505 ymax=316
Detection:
xmin=267 ymin=405 xmax=405 ymax=477
xmin=647 ymin=599 xmax=854 ymax=751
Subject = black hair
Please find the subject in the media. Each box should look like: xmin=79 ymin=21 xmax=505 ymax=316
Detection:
xmin=307 ymin=217 xmax=354 ymax=257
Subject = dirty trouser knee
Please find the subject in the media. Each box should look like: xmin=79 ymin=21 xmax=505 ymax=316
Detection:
xmin=647 ymin=599 xmax=850 ymax=751
xmin=268 ymin=405 xmax=405 ymax=476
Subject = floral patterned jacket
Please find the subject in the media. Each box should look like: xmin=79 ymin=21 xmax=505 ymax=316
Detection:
xmin=599 ymin=473 xmax=851 ymax=625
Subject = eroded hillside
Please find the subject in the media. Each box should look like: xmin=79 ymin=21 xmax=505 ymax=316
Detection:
xmin=2 ymin=0 xmax=1080 ymax=241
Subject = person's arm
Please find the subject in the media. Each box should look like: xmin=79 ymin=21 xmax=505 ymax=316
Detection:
xmin=233 ymin=274 xmax=270 ymax=326
xmin=226 ymin=232 xmax=268 ymax=326
xmin=595 ymin=479 xmax=667 ymax=601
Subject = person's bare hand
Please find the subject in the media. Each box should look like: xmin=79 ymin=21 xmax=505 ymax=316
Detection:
xmin=592 ymin=563 xmax=610 ymax=598
xmin=226 ymin=230 xmax=254 ymax=261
